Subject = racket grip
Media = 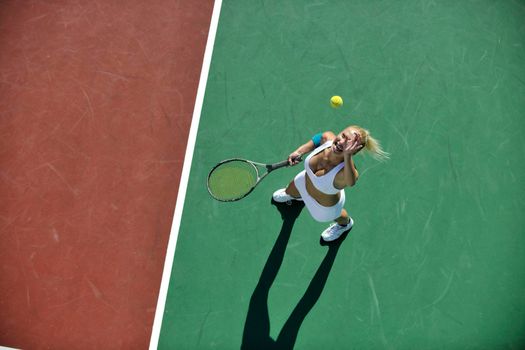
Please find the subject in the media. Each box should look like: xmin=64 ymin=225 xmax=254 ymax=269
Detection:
xmin=271 ymin=160 xmax=290 ymax=170
xmin=268 ymin=156 xmax=302 ymax=171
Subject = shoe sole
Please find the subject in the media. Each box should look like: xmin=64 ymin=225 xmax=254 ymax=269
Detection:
xmin=272 ymin=197 xmax=303 ymax=203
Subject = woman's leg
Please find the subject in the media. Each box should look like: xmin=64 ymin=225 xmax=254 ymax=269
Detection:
xmin=335 ymin=209 xmax=351 ymax=226
xmin=273 ymin=177 xmax=303 ymax=203
xmin=285 ymin=179 xmax=301 ymax=198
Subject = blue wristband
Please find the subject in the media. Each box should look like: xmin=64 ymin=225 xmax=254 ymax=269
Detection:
xmin=312 ymin=133 xmax=322 ymax=147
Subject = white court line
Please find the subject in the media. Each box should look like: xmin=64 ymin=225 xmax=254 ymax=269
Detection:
xmin=148 ymin=0 xmax=223 ymax=349
xmin=0 ymin=346 xmax=19 ymax=350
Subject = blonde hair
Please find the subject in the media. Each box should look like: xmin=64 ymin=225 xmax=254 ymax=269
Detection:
xmin=348 ymin=125 xmax=390 ymax=161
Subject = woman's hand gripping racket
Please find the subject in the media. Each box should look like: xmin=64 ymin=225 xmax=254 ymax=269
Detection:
xmin=207 ymin=155 xmax=302 ymax=202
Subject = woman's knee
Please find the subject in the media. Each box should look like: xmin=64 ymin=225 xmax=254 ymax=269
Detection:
xmin=286 ymin=180 xmax=301 ymax=197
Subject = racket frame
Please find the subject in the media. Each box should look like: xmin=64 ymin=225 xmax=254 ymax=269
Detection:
xmin=206 ymin=157 xmax=295 ymax=202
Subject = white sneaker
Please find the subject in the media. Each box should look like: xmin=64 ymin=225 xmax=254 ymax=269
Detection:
xmin=272 ymin=188 xmax=303 ymax=203
xmin=321 ymin=218 xmax=354 ymax=242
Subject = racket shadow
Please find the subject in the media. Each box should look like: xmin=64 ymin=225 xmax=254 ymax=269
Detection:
xmin=241 ymin=199 xmax=350 ymax=350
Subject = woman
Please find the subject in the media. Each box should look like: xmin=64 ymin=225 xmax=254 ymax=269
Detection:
xmin=272 ymin=125 xmax=388 ymax=242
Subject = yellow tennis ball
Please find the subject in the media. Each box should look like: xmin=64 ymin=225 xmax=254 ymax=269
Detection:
xmin=330 ymin=95 xmax=343 ymax=108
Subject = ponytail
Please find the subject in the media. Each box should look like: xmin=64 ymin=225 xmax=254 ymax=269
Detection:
xmin=364 ymin=133 xmax=390 ymax=161
xmin=351 ymin=126 xmax=390 ymax=161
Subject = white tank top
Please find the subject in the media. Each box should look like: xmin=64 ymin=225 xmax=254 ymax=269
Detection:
xmin=304 ymin=140 xmax=344 ymax=195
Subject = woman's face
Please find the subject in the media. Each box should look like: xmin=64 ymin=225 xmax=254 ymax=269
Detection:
xmin=331 ymin=128 xmax=362 ymax=154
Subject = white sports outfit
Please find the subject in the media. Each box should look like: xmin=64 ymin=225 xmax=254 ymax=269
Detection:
xmin=293 ymin=141 xmax=346 ymax=222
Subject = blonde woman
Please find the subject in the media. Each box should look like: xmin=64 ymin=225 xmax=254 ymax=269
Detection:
xmin=272 ymin=125 xmax=388 ymax=242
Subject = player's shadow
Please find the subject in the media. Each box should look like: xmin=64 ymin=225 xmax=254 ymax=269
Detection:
xmin=241 ymin=199 xmax=351 ymax=350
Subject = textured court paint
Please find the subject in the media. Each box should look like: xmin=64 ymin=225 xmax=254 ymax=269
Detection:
xmin=0 ymin=1 xmax=213 ymax=349
xmin=158 ymin=0 xmax=525 ymax=349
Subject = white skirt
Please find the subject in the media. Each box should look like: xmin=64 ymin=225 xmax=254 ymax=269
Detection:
xmin=293 ymin=170 xmax=345 ymax=222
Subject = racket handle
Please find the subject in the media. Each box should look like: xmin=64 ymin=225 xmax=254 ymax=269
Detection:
xmin=267 ymin=156 xmax=302 ymax=171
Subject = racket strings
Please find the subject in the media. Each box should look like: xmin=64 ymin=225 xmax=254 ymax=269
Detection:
xmin=208 ymin=160 xmax=258 ymax=201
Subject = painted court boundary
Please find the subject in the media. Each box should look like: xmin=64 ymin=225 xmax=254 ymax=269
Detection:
xmin=148 ymin=0 xmax=223 ymax=349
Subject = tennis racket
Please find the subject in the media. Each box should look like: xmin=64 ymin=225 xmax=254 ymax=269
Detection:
xmin=207 ymin=157 xmax=301 ymax=202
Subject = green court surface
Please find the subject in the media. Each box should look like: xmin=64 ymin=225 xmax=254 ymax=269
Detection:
xmin=158 ymin=0 xmax=525 ymax=348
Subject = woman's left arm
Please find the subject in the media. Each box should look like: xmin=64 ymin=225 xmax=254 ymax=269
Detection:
xmin=342 ymin=154 xmax=359 ymax=187
xmin=336 ymin=133 xmax=363 ymax=188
